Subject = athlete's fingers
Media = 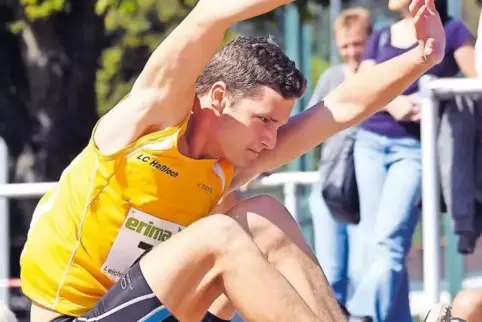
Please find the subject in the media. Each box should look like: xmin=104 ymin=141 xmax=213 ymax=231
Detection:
xmin=425 ymin=0 xmax=436 ymax=13
xmin=409 ymin=0 xmax=423 ymax=17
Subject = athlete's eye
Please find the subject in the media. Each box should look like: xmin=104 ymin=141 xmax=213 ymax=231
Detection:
xmin=258 ymin=116 xmax=270 ymax=124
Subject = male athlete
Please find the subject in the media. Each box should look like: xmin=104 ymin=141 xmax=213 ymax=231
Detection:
xmin=20 ymin=0 xmax=446 ymax=321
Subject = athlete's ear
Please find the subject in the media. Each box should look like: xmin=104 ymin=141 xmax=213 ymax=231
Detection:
xmin=210 ymin=81 xmax=228 ymax=113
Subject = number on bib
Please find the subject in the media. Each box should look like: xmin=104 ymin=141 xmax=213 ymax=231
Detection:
xmin=132 ymin=241 xmax=154 ymax=267
xmin=101 ymin=208 xmax=184 ymax=282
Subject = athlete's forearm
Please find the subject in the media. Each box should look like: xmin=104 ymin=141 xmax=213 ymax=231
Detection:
xmin=194 ymin=0 xmax=295 ymax=27
xmin=246 ymin=47 xmax=434 ymax=176
xmin=323 ymin=46 xmax=429 ymax=126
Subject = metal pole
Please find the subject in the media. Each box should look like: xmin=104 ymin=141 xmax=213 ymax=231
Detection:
xmin=0 ymin=182 xmax=56 ymax=198
xmin=301 ymin=23 xmax=312 ymax=108
xmin=0 ymin=139 xmax=9 ymax=305
xmin=284 ymin=183 xmax=299 ymax=223
xmin=448 ymin=0 xmax=463 ymax=20
xmin=329 ymin=0 xmax=342 ymax=64
xmin=444 ymin=214 xmax=464 ymax=301
xmin=429 ymin=78 xmax=482 ymax=99
xmin=284 ymin=4 xmax=302 ymax=172
xmin=301 ymin=22 xmax=314 ymax=172
xmin=299 ymin=22 xmax=315 ymax=242
xmin=420 ymin=75 xmax=441 ymax=308
xmin=284 ymin=4 xmax=301 ymax=96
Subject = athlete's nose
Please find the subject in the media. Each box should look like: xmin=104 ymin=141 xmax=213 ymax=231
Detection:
xmin=261 ymin=128 xmax=277 ymax=150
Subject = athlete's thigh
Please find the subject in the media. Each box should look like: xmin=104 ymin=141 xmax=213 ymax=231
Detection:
xmin=139 ymin=214 xmax=249 ymax=321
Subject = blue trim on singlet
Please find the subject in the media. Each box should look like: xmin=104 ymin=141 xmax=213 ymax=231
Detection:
xmin=144 ymin=306 xmax=172 ymax=321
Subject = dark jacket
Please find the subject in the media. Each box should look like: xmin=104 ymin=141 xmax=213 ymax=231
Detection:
xmin=438 ymin=95 xmax=482 ymax=254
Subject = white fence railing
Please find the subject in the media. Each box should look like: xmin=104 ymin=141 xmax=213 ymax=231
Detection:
xmin=419 ymin=76 xmax=482 ymax=307
xmin=0 ymin=77 xmax=481 ymax=313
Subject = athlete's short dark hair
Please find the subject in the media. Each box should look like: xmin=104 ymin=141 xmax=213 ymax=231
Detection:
xmin=196 ymin=36 xmax=306 ymax=102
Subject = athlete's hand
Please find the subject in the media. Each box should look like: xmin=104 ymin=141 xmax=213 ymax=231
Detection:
xmin=194 ymin=0 xmax=294 ymax=25
xmin=409 ymin=0 xmax=446 ymax=65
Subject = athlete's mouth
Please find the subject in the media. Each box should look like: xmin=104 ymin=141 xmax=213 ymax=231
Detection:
xmin=248 ymin=148 xmax=261 ymax=155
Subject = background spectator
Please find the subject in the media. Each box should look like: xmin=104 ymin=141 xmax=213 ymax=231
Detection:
xmin=308 ymin=7 xmax=372 ymax=306
xmin=347 ymin=0 xmax=477 ymax=321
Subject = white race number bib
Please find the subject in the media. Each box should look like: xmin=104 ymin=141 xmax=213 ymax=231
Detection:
xmin=101 ymin=208 xmax=184 ymax=282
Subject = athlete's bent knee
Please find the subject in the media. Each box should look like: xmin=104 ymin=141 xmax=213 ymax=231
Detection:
xmin=194 ymin=214 xmax=254 ymax=257
xmin=227 ymin=195 xmax=311 ymax=259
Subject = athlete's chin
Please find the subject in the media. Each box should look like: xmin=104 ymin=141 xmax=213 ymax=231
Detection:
xmin=232 ymin=159 xmax=253 ymax=168
xmin=230 ymin=155 xmax=257 ymax=167
xmin=245 ymin=155 xmax=259 ymax=165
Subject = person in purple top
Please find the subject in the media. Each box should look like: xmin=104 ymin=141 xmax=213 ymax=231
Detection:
xmin=347 ymin=0 xmax=477 ymax=321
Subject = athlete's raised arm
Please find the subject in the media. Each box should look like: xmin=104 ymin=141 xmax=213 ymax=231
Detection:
xmin=233 ymin=0 xmax=446 ymax=186
xmin=94 ymin=0 xmax=294 ymax=155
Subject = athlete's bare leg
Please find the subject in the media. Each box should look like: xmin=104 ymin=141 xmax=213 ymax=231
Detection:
xmin=140 ymin=207 xmax=343 ymax=322
xmin=452 ymin=289 xmax=482 ymax=321
xmin=207 ymin=195 xmax=344 ymax=321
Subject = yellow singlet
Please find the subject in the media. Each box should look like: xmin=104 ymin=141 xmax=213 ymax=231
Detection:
xmin=20 ymin=116 xmax=234 ymax=316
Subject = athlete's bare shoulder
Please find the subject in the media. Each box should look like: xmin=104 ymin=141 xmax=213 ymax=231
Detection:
xmin=93 ymin=88 xmax=177 ymax=156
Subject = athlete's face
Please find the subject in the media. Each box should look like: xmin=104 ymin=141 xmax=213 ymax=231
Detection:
xmin=216 ymin=86 xmax=294 ymax=167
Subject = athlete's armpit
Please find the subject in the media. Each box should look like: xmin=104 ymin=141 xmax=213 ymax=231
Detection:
xmin=227 ymin=171 xmax=271 ymax=195
xmin=212 ymin=190 xmax=246 ymax=214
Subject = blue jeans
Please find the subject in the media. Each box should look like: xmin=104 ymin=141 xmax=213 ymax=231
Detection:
xmin=310 ymin=185 xmax=351 ymax=304
xmin=347 ymin=129 xmax=421 ymax=322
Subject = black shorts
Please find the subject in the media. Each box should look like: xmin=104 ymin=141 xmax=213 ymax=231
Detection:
xmin=51 ymin=264 xmax=229 ymax=322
